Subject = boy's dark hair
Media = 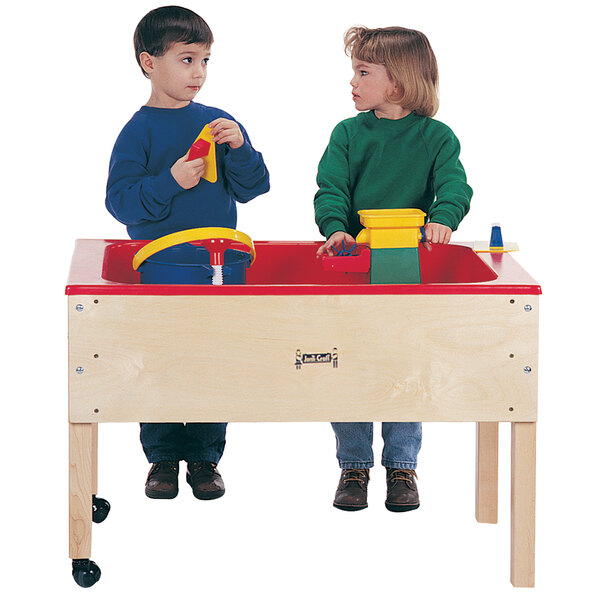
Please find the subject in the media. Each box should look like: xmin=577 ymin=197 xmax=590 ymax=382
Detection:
xmin=134 ymin=6 xmax=214 ymax=78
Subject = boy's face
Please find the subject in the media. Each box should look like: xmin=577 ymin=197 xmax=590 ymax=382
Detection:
xmin=350 ymin=56 xmax=398 ymax=115
xmin=141 ymin=42 xmax=211 ymax=109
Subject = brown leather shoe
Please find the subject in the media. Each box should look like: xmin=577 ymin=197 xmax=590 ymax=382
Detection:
xmin=186 ymin=461 xmax=225 ymax=500
xmin=385 ymin=468 xmax=420 ymax=512
xmin=145 ymin=461 xmax=179 ymax=499
xmin=333 ymin=468 xmax=369 ymax=511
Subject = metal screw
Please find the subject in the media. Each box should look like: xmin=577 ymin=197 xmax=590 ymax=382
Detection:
xmin=523 ymin=366 xmax=532 ymax=374
xmin=75 ymin=304 xmax=84 ymax=312
xmin=524 ymin=305 xmax=532 ymax=312
xmin=76 ymin=367 xmax=84 ymax=374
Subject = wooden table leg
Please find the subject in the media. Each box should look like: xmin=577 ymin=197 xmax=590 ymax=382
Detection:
xmin=510 ymin=422 xmax=536 ymax=587
xmin=476 ymin=422 xmax=499 ymax=524
xmin=91 ymin=423 xmax=98 ymax=497
xmin=69 ymin=423 xmax=93 ymax=560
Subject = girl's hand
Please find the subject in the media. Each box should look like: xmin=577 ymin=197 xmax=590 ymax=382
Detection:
xmin=209 ymin=118 xmax=244 ymax=149
xmin=171 ymin=154 xmax=206 ymax=189
xmin=316 ymin=231 xmax=356 ymax=257
xmin=423 ymin=222 xmax=452 ymax=251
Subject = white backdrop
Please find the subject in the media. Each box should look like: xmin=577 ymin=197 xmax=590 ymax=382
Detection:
xmin=2 ymin=0 xmax=598 ymax=597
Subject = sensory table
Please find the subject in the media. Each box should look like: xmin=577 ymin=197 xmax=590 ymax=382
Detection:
xmin=66 ymin=237 xmax=540 ymax=587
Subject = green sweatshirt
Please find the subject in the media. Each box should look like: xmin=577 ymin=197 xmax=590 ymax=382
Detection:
xmin=314 ymin=110 xmax=472 ymax=239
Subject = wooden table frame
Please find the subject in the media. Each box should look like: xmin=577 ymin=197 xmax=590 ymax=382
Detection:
xmin=70 ymin=421 xmax=535 ymax=586
xmin=67 ymin=240 xmax=539 ymax=587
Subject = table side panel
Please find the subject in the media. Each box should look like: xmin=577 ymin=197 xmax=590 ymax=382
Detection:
xmin=68 ymin=294 xmax=538 ymax=423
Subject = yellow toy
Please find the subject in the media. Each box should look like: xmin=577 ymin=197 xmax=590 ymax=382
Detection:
xmin=355 ymin=208 xmax=426 ymax=283
xmin=355 ymin=208 xmax=426 ymax=249
xmin=187 ymin=124 xmax=217 ymax=183
xmin=132 ymin=227 xmax=255 ymax=271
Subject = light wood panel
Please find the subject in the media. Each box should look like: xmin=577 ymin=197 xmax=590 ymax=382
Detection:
xmin=68 ymin=294 xmax=538 ymax=423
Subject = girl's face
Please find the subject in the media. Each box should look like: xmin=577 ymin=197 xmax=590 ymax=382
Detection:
xmin=350 ymin=56 xmax=407 ymax=119
xmin=142 ymin=42 xmax=211 ymax=109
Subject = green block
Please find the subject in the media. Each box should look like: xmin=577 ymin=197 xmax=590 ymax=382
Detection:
xmin=370 ymin=247 xmax=421 ymax=284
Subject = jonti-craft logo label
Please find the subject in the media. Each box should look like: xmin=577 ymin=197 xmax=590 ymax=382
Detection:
xmin=295 ymin=348 xmax=338 ymax=370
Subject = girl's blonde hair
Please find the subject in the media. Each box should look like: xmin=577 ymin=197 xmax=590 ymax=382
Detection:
xmin=344 ymin=26 xmax=439 ymax=117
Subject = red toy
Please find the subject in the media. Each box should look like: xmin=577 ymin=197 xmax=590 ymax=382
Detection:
xmin=187 ymin=137 xmax=211 ymax=161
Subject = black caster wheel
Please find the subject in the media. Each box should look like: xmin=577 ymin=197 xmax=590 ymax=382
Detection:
xmin=72 ymin=559 xmax=101 ymax=587
xmin=92 ymin=495 xmax=111 ymax=523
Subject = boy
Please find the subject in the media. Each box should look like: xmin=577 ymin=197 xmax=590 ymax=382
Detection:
xmin=106 ymin=6 xmax=270 ymax=500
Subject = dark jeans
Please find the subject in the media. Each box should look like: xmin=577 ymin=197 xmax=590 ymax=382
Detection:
xmin=140 ymin=422 xmax=227 ymax=464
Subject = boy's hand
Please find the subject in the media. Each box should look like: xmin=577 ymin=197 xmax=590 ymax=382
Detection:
xmin=423 ymin=222 xmax=452 ymax=251
xmin=209 ymin=118 xmax=244 ymax=149
xmin=316 ymin=231 xmax=356 ymax=257
xmin=171 ymin=154 xmax=206 ymax=189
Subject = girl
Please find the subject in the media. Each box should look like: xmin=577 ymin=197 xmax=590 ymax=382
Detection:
xmin=314 ymin=26 xmax=472 ymax=511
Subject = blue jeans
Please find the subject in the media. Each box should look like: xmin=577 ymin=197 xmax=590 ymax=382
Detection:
xmin=331 ymin=422 xmax=422 ymax=469
xmin=140 ymin=423 xmax=227 ymax=464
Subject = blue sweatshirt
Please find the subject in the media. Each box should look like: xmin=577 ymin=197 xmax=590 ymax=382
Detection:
xmin=105 ymin=102 xmax=270 ymax=239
